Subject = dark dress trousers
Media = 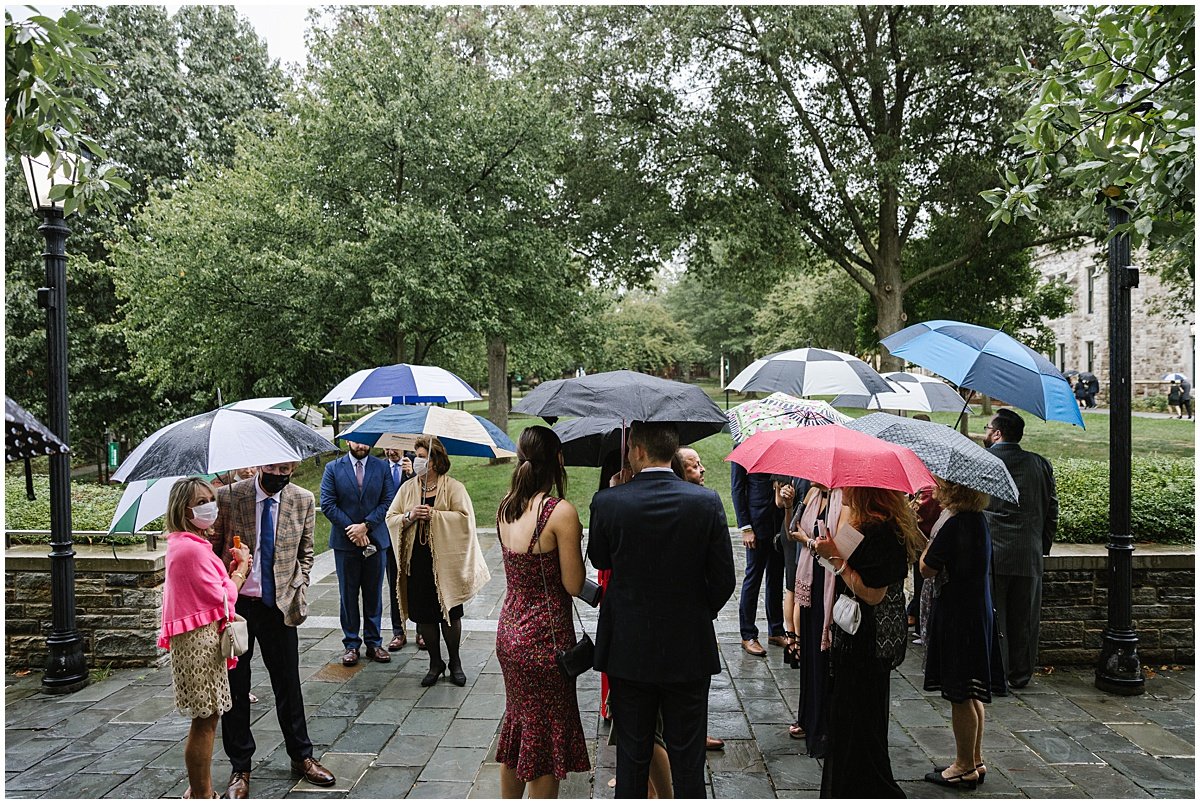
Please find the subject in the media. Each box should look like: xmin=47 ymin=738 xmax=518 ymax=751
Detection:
xmin=731 ymin=462 xmax=785 ymax=641
xmin=984 ymin=441 xmax=1058 ymax=688
xmin=384 ymin=461 xmax=414 ymax=637
xmin=321 ymin=454 xmax=396 ymax=651
xmin=589 ymin=469 xmax=736 ymax=798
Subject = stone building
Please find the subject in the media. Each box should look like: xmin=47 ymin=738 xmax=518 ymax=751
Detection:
xmin=1033 ymin=247 xmax=1195 ymax=401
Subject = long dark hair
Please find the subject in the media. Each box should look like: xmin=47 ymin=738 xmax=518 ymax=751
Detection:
xmin=498 ymin=425 xmax=566 ymax=524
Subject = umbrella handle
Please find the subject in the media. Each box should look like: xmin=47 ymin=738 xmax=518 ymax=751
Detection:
xmin=24 ymin=457 xmax=35 ymax=501
xmin=953 ymin=390 xmax=976 ymax=433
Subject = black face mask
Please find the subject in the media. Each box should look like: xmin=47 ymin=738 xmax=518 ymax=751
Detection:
xmin=259 ymin=471 xmax=292 ymax=495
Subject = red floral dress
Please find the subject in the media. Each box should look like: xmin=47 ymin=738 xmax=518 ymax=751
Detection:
xmin=495 ymin=498 xmax=591 ymax=781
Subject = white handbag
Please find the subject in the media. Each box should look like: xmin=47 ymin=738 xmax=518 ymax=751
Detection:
xmin=219 ymin=588 xmax=250 ymax=659
xmin=832 ymin=593 xmax=862 ymax=635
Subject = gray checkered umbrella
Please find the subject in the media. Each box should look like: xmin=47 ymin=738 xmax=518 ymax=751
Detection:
xmin=844 ymin=412 xmax=1018 ymax=503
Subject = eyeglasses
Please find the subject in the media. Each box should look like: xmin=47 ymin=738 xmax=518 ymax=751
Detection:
xmin=983 ymin=425 xmax=996 ymax=433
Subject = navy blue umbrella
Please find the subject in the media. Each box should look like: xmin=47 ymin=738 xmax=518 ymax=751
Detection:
xmin=881 ymin=320 xmax=1084 ymax=428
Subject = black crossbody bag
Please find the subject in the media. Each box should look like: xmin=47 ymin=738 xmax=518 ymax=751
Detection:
xmin=534 ymin=499 xmax=595 ymax=678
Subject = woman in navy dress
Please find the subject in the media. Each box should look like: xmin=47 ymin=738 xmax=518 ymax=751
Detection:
xmin=921 ymin=479 xmax=1006 ymax=790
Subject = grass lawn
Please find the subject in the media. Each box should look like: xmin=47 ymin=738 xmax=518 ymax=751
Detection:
xmin=295 ymin=381 xmax=1193 ymax=538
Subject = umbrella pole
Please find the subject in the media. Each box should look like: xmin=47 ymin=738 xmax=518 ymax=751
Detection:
xmin=25 ymin=457 xmax=35 ymax=500
xmin=953 ymin=390 xmax=976 ymax=435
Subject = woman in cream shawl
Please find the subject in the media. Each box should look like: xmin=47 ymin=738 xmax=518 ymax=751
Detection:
xmin=386 ymin=436 xmax=490 ymax=687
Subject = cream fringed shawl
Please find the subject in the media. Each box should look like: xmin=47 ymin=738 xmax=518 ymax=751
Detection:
xmin=386 ymin=474 xmax=491 ymax=622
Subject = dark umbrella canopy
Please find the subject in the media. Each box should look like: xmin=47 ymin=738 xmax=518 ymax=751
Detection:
xmin=514 ymin=370 xmax=728 ymax=427
xmin=113 ymin=408 xmax=338 ymax=482
xmin=551 ymin=416 xmax=726 ymax=467
xmin=5 ymin=396 xmax=69 ymax=463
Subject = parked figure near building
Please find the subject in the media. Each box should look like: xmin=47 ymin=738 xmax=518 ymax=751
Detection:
xmin=160 ymin=477 xmax=250 ymax=800
xmin=1167 ymin=381 xmax=1183 ymax=418
xmin=386 ymin=436 xmax=491 ymax=688
xmin=1180 ymin=377 xmax=1193 ymax=419
xmin=321 ymin=440 xmax=397 ymax=667
xmin=494 ymin=426 xmax=591 ymax=799
xmin=921 ymin=479 xmax=1007 ymax=791
xmin=382 ymin=448 xmax=415 ymax=649
xmin=983 ymin=409 xmax=1058 ymax=690
xmin=589 ymin=422 xmax=736 ymax=798
xmin=731 ymin=461 xmax=785 ymax=657
xmin=212 ymin=463 xmax=336 ymax=798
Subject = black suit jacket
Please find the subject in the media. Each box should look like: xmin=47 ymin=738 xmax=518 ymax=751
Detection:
xmin=588 ymin=470 xmax=736 ymax=682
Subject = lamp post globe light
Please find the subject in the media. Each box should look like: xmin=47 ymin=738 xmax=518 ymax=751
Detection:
xmin=20 ymin=151 xmax=90 ymax=694
xmin=1094 ymin=186 xmax=1144 ymax=696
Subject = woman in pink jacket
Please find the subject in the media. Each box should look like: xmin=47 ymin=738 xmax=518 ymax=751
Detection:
xmin=159 ymin=478 xmax=249 ymax=799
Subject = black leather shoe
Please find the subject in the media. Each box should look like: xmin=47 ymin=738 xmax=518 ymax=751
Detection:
xmin=924 ymin=768 xmax=978 ymax=790
xmin=422 ymin=659 xmax=447 ymax=687
xmin=448 ymin=662 xmax=466 ymax=687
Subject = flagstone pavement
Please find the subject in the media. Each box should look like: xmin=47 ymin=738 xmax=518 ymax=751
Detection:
xmin=5 ymin=533 xmax=1195 ymax=799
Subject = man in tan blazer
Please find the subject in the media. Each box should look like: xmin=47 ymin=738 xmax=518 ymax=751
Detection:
xmin=211 ymin=461 xmax=335 ymax=798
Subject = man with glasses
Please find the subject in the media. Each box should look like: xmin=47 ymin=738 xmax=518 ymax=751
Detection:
xmin=212 ymin=462 xmax=335 ymax=797
xmin=982 ymin=409 xmax=1058 ymax=690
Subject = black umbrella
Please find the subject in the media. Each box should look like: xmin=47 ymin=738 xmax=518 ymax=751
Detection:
xmin=6 ymin=396 xmax=71 ymax=501
xmin=514 ymin=370 xmax=728 ymax=426
xmin=1078 ymin=371 xmax=1099 ymax=384
xmin=551 ymin=416 xmax=726 ymax=467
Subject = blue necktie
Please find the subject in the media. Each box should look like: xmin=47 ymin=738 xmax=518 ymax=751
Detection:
xmin=260 ymin=497 xmax=276 ymax=609
xmin=392 ymin=464 xmax=400 ymax=488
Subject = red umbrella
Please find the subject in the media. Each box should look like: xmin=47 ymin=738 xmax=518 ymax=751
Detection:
xmin=725 ymin=424 xmax=934 ymax=494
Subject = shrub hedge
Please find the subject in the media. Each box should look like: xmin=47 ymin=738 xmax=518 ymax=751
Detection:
xmin=1054 ymin=456 xmax=1195 ymax=545
xmin=5 ymin=456 xmax=1195 ymax=547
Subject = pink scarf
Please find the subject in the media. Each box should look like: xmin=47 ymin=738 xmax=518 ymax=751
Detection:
xmin=159 ymin=530 xmax=239 ymax=669
xmin=794 ymin=488 xmax=842 ymax=651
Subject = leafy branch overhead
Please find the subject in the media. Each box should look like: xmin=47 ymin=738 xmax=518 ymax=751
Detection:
xmin=4 ymin=8 xmax=129 ymax=213
xmin=983 ymin=5 xmax=1195 ymax=299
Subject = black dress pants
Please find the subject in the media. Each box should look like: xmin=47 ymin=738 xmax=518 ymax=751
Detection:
xmin=223 ymin=597 xmax=313 ymax=771
xmin=609 ymin=675 xmax=710 ymax=799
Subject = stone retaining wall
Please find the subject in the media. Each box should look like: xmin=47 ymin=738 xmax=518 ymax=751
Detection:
xmin=1039 ymin=545 xmax=1194 ymax=665
xmin=5 ymin=544 xmax=168 ymax=671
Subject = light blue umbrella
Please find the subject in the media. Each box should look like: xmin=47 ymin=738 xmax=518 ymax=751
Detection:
xmin=882 ymin=320 xmax=1085 ymax=428
xmin=339 ymin=404 xmax=516 ymax=458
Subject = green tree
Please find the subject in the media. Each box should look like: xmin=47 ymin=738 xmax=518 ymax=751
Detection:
xmin=560 ymin=5 xmax=1086 ymax=367
xmin=589 ymin=295 xmax=704 ymax=377
xmin=752 ymin=263 xmax=869 ymax=356
xmin=983 ymin=5 xmax=1195 ymax=313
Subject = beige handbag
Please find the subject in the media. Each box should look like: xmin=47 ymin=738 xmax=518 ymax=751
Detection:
xmin=219 ymin=588 xmax=250 ymax=659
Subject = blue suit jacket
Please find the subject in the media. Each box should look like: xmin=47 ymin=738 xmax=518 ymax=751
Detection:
xmin=321 ymin=454 xmax=396 ymax=552
xmin=730 ymin=462 xmax=783 ymax=539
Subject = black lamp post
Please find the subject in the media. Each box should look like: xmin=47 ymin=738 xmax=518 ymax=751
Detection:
xmin=21 ymin=151 xmax=89 ymax=694
xmin=1095 ymin=189 xmax=1144 ymax=695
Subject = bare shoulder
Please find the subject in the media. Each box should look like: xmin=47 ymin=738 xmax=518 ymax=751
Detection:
xmin=550 ymin=497 xmax=580 ymax=521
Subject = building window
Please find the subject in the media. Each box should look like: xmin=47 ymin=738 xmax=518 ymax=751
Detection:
xmin=1057 ymin=343 xmax=1066 ymax=372
xmin=1086 ymin=341 xmax=1095 ymax=373
xmin=1087 ymin=269 xmax=1095 ymax=314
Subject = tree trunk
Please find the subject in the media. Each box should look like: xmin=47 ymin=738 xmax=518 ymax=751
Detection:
xmin=487 ymin=336 xmax=510 ymax=459
xmin=394 ymin=329 xmax=407 ymax=364
xmin=873 ymin=268 xmax=906 ymax=372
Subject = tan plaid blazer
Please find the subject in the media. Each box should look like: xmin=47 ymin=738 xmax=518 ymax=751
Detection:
xmin=212 ymin=476 xmax=316 ymax=627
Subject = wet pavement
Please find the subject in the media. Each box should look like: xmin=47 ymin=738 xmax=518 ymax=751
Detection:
xmin=5 ymin=533 xmax=1195 ymax=798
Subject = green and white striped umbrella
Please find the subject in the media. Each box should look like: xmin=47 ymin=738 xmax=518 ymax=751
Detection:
xmin=221 ymin=396 xmax=296 ymax=415
xmin=108 ymin=474 xmax=216 ymax=535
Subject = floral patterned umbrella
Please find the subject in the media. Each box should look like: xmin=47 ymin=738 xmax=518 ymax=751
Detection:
xmin=727 ymin=393 xmax=851 ymax=445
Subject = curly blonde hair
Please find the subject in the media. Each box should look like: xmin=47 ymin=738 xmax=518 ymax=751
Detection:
xmin=932 ymin=478 xmax=990 ymax=513
xmin=842 ymin=485 xmax=925 ymax=564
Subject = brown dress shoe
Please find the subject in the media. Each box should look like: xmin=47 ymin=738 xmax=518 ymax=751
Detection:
xmin=766 ymin=635 xmax=788 ymax=647
xmin=388 ymin=632 xmax=407 ymax=651
xmin=706 ymin=736 xmax=725 ymax=751
xmin=741 ymin=639 xmax=767 ymax=657
xmin=225 ymin=771 xmax=250 ymax=799
xmin=341 ymin=648 xmax=359 ymax=667
xmin=367 ymin=645 xmax=391 ymax=663
xmin=291 ymin=757 xmax=336 ymax=787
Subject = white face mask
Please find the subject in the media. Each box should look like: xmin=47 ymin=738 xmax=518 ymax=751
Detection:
xmin=413 ymin=457 xmax=429 ymax=477
xmin=190 ymin=500 xmax=219 ymax=530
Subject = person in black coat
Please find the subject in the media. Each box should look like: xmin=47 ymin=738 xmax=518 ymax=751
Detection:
xmin=589 ymin=422 xmax=736 ymax=799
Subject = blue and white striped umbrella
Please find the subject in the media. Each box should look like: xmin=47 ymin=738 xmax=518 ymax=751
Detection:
xmin=726 ymin=347 xmax=895 ymax=397
xmin=1162 ymin=372 xmax=1188 ymax=383
xmin=339 ymin=404 xmax=516 ymax=459
xmin=881 ymin=320 xmax=1084 ymax=427
xmin=321 ymin=364 xmax=480 ymax=406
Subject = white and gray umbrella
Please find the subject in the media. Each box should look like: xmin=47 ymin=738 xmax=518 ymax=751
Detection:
xmin=726 ymin=348 xmax=895 ymax=397
xmin=844 ymin=412 xmax=1019 ymax=503
xmin=831 ymin=371 xmax=969 ymax=413
xmin=112 ymin=408 xmax=338 ymax=483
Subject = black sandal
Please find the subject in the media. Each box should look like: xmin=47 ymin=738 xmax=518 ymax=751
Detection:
xmin=924 ymin=767 xmax=979 ymax=790
xmin=783 ymin=631 xmax=801 ymax=669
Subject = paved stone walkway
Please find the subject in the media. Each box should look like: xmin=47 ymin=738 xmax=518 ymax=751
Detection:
xmin=5 ymin=534 xmax=1195 ymax=798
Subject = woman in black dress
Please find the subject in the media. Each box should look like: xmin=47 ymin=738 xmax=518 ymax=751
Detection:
xmin=920 ymin=479 xmax=1006 ymax=790
xmin=788 ymin=483 xmax=835 ymax=755
xmin=812 ymin=485 xmax=923 ymax=799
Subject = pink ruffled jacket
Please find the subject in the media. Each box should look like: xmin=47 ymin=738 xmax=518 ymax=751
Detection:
xmin=159 ymin=530 xmax=239 ymax=669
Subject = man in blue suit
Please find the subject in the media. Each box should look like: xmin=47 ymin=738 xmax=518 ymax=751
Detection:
xmin=590 ymin=422 xmax=736 ymax=798
xmin=731 ymin=461 xmax=784 ymax=656
xmin=321 ymin=440 xmax=396 ymax=666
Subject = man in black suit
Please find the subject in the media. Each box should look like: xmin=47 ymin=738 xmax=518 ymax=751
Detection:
xmin=589 ymin=422 xmax=736 ymax=798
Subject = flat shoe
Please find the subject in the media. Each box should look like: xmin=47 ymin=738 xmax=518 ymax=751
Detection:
xmin=788 ymin=723 xmax=806 ymax=739
xmin=705 ymin=736 xmax=724 ymax=751
xmin=741 ymin=639 xmax=767 ymax=657
xmin=936 ymin=764 xmax=986 ymax=785
xmin=924 ymin=769 xmax=977 ymax=790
